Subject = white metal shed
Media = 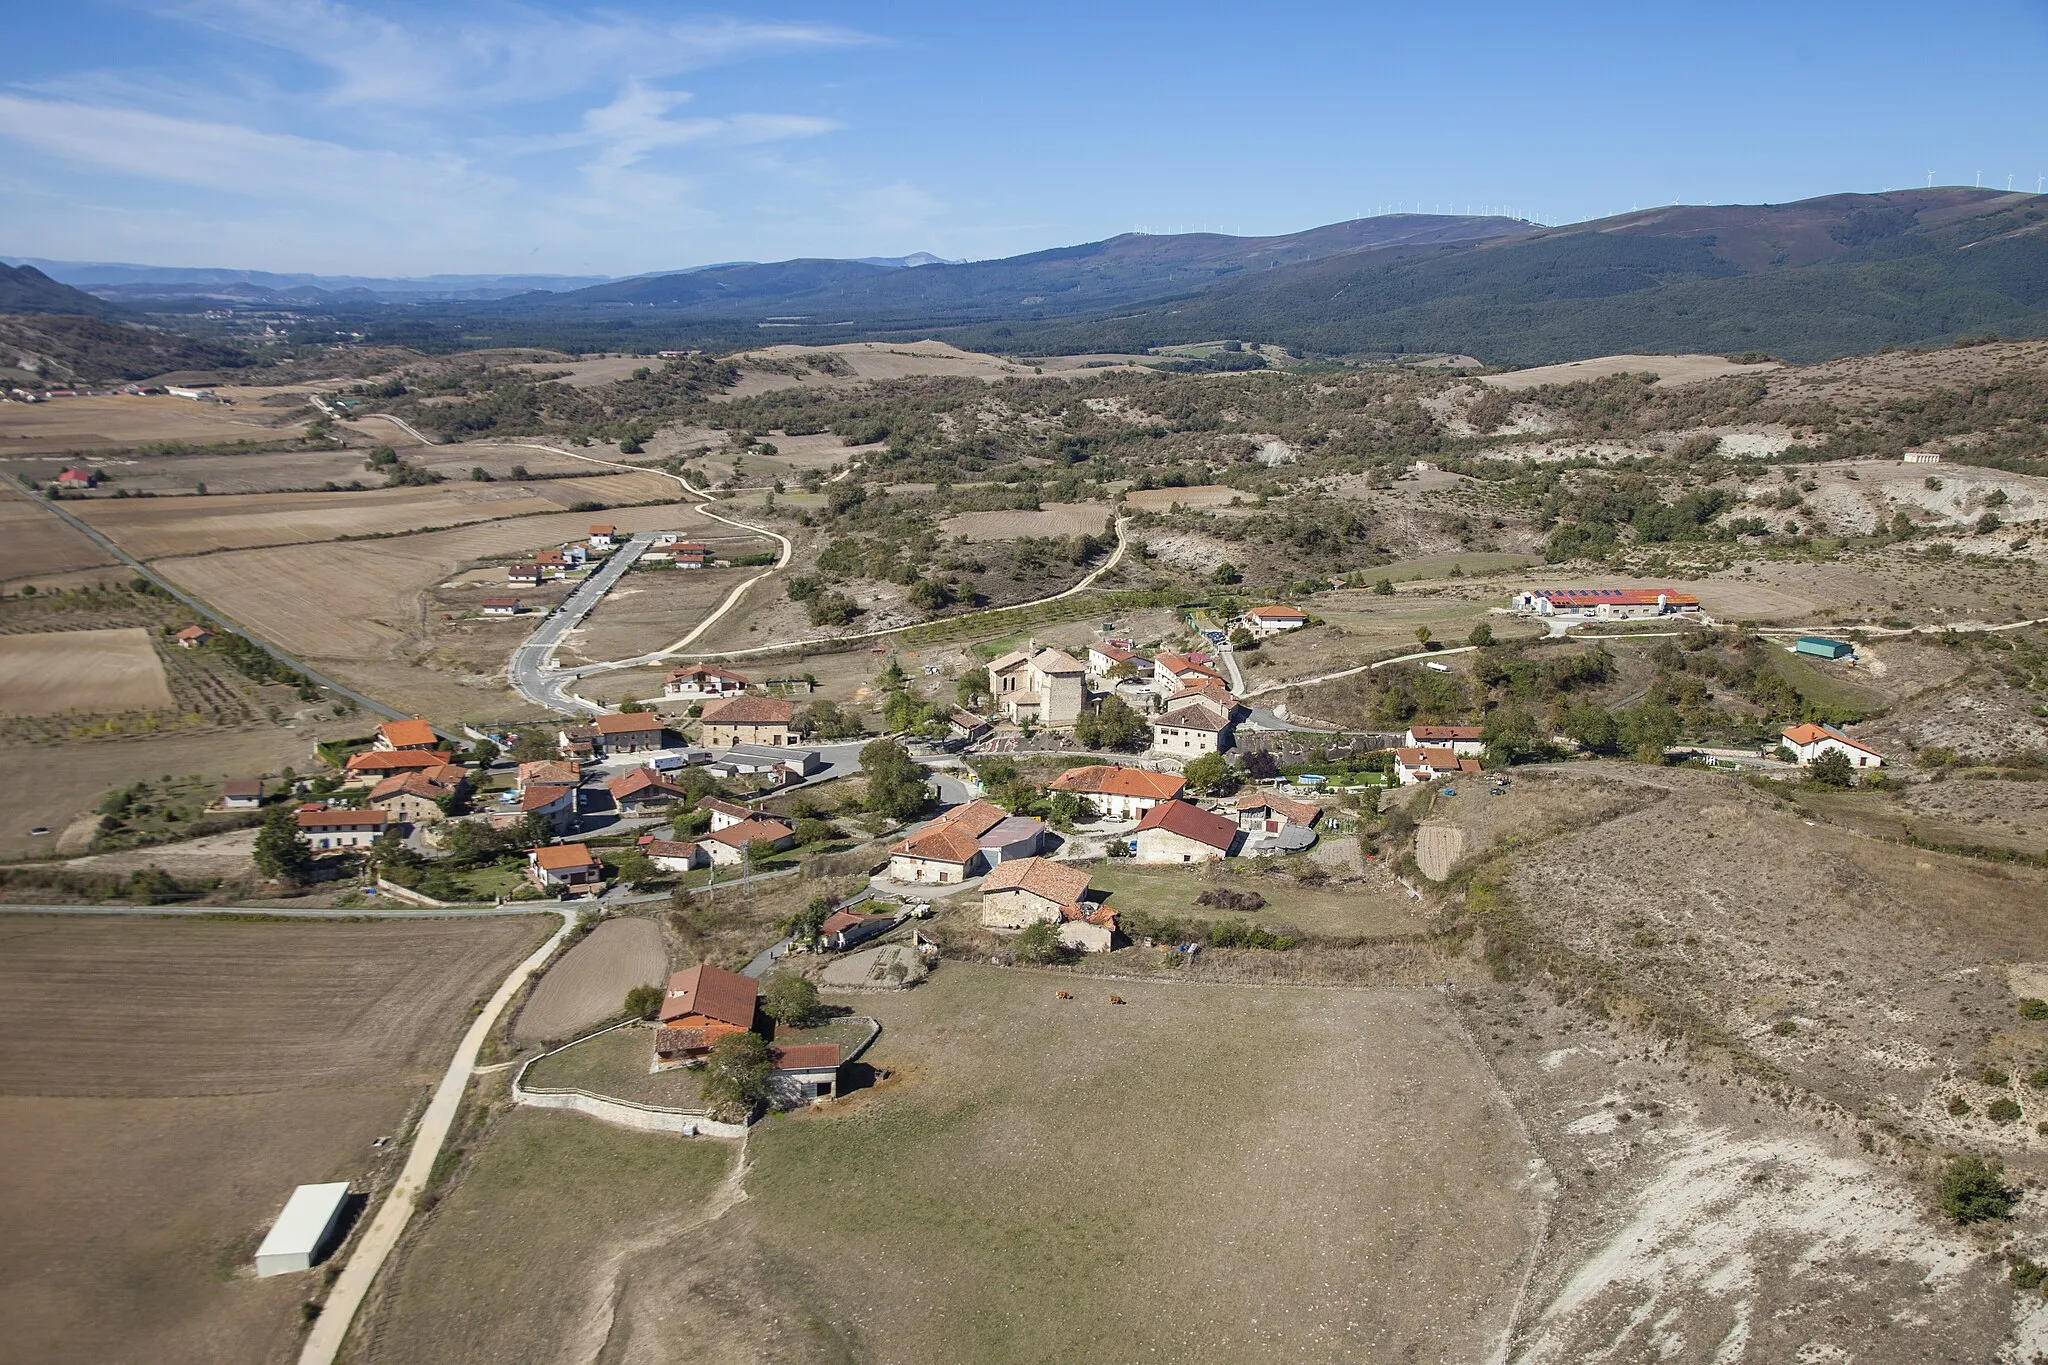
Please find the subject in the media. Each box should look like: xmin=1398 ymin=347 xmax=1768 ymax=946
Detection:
xmin=254 ymin=1182 xmax=350 ymax=1277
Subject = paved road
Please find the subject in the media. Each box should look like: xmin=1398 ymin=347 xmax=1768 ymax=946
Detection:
xmin=299 ymin=908 xmax=575 ymax=1365
xmin=0 ymin=472 xmax=411 ymax=725
xmin=508 ymin=536 xmax=652 ymax=713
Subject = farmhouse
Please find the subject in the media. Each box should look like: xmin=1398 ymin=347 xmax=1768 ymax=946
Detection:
xmin=1403 ymin=724 xmax=1484 ymax=756
xmin=55 ymin=468 xmax=97 ymax=488
xmin=558 ymin=725 xmax=598 ymax=759
xmin=480 ymin=597 xmax=523 ymax=617
xmin=669 ymin=542 xmax=710 ymax=569
xmin=588 ymin=525 xmax=617 ymax=549
xmin=344 ymin=748 xmax=453 ymax=779
xmin=1087 ymin=641 xmax=1152 ymax=678
xmin=950 ymin=712 xmax=992 ymax=744
xmin=508 ymin=563 xmax=542 ymax=586
xmin=1234 ymin=790 xmax=1322 ymax=836
xmin=1150 ymin=696 xmax=1236 ymax=754
xmin=173 ymin=624 xmax=214 ymax=648
xmin=295 ymin=807 xmax=388 ymax=850
xmin=662 ymin=664 xmax=749 ymax=699
xmin=769 ymin=1044 xmax=843 ymax=1104
xmin=987 ymin=646 xmax=1086 ymax=727
xmin=888 ymin=799 xmax=1034 ymax=884
xmin=516 ymin=783 xmax=579 ymax=834
xmin=516 ymin=759 xmax=582 ymax=792
xmin=980 ymin=856 xmax=1094 ymax=930
xmin=1048 ymin=764 xmax=1186 ymax=820
xmin=699 ymin=695 xmax=795 ymax=748
xmin=1394 ymin=746 xmax=1480 ymax=785
xmin=1131 ymin=800 xmax=1239 ymax=863
xmin=1512 ymin=588 xmax=1702 ymax=620
xmin=368 ymin=769 xmax=463 ymax=825
xmin=592 ymin=711 xmax=667 ymax=754
xmin=1058 ymin=903 xmax=1122 ymax=953
xmin=654 ymin=963 xmax=758 ymax=1060
xmin=1152 ymin=651 xmax=1228 ymax=698
xmin=643 ymin=838 xmax=704 ymax=872
xmin=1243 ymin=604 xmax=1308 ymax=636
xmin=218 ymin=778 xmax=265 ymax=811
xmin=700 ymin=797 xmax=759 ymax=832
xmin=527 ymin=843 xmax=601 ymax=892
xmin=374 ymin=719 xmax=441 ymax=752
xmin=1781 ymin=723 xmax=1885 ymax=769
xmin=701 ymin=815 xmax=796 ymax=867
xmin=1793 ymin=636 xmax=1855 ymax=661
xmin=607 ymin=767 xmax=685 ymax=810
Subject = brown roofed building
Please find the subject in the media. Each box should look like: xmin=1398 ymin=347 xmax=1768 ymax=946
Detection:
xmin=1149 ymin=697 xmax=1237 ymax=755
xmin=218 ymin=778 xmax=265 ymax=810
xmin=173 ymin=624 xmax=214 ymax=648
xmin=516 ymin=759 xmax=583 ymax=791
xmin=980 ymin=856 xmax=1095 ymax=931
xmin=887 ymin=800 xmax=1008 ymax=885
xmin=1234 ymin=790 xmax=1322 ymax=836
xmin=699 ymin=695 xmax=794 ymax=749
xmin=701 ymin=816 xmax=795 ymax=867
xmin=344 ymin=748 xmax=454 ymax=779
xmin=653 ymin=964 xmax=757 ymax=1058
xmin=368 ymin=769 xmax=464 ymax=826
xmin=295 ymin=807 xmax=388 ymax=850
xmin=375 ymin=718 xmax=440 ymax=752
xmin=644 ymin=839 xmax=704 ymax=872
xmin=1132 ymin=800 xmax=1238 ymax=863
xmin=607 ymin=767 xmax=686 ymax=809
xmin=593 ymin=711 xmax=667 ymax=753
xmin=663 ymin=664 xmax=749 ymax=700
xmin=1048 ymin=764 xmax=1186 ymax=820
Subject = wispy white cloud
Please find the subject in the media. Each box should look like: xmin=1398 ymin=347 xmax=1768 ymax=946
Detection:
xmin=0 ymin=92 xmax=501 ymax=203
xmin=162 ymin=0 xmax=874 ymax=108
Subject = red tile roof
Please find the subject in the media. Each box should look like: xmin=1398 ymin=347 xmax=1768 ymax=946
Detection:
xmin=296 ymin=808 xmax=388 ymax=830
xmin=644 ymin=839 xmax=700 ymax=860
xmin=770 ymin=1043 xmax=841 ymax=1070
xmin=607 ymin=768 xmax=683 ymax=800
xmin=980 ymin=856 xmax=1092 ymax=906
xmin=891 ymin=801 xmax=1008 ymax=863
xmin=1408 ymin=725 xmax=1482 ymax=742
xmin=704 ymin=816 xmax=795 ymax=848
xmin=520 ymin=783 xmax=576 ymax=812
xmin=378 ymin=719 xmax=439 ymax=749
xmin=1154 ymin=698 xmax=1233 ymax=732
xmin=1134 ymin=800 xmax=1237 ymax=850
xmin=658 ymin=964 xmax=757 ymax=1028
xmin=531 ymin=843 xmax=594 ymax=871
xmin=1049 ymin=765 xmax=1186 ymax=801
xmin=1235 ymin=791 xmax=1322 ymax=826
xmin=345 ymin=749 xmax=452 ymax=773
xmin=1247 ymin=604 xmax=1306 ymax=621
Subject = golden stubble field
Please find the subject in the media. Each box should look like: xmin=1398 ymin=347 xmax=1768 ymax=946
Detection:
xmin=0 ymin=486 xmax=118 ymax=588
xmin=71 ymin=472 xmax=680 ymax=559
xmin=365 ymin=965 xmax=1545 ymax=1364
xmin=0 ymin=626 xmax=174 ymax=716
xmin=0 ymin=393 xmax=307 ymax=454
xmin=0 ymin=914 xmax=546 ymax=1365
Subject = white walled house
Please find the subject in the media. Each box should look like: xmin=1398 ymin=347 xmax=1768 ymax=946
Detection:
xmin=1403 ymin=725 xmax=1484 ymax=757
xmin=1242 ymin=605 xmax=1308 ymax=637
xmin=1149 ymin=697 xmax=1235 ymax=755
xmin=295 ymin=807 xmax=388 ymax=850
xmin=1780 ymin=723 xmax=1885 ymax=769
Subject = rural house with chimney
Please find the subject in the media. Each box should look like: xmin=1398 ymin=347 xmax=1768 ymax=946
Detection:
xmin=654 ymin=964 xmax=758 ymax=1060
xmin=699 ymin=696 xmax=795 ymax=749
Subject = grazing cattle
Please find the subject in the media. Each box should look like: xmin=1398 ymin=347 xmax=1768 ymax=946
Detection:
xmin=1108 ymin=994 xmax=1126 ymax=1005
xmin=1055 ymin=990 xmax=1073 ymax=1000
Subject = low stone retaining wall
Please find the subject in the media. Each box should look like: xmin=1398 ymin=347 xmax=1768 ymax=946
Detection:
xmin=514 ymin=1086 xmax=748 ymax=1138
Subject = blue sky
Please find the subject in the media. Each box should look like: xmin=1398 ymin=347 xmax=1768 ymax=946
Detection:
xmin=3 ymin=1 xmax=2045 ymax=276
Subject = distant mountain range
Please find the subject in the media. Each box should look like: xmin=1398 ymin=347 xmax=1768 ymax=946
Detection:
xmin=9 ymin=189 xmax=2048 ymax=366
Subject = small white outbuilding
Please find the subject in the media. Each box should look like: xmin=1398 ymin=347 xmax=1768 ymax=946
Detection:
xmin=254 ymin=1182 xmax=351 ymax=1276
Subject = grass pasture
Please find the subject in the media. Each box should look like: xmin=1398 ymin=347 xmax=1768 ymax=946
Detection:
xmin=1087 ymin=862 xmax=1425 ymax=938
xmin=372 ymin=965 xmax=1542 ymax=1364
xmin=0 ymin=626 xmax=173 ymax=716
xmin=0 ymin=914 xmax=544 ymax=1365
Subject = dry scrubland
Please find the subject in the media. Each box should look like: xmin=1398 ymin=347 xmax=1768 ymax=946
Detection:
xmin=1481 ymin=353 xmax=1784 ymax=390
xmin=0 ymin=914 xmax=544 ymax=1365
xmin=718 ymin=340 xmax=1045 ymax=399
xmin=0 ymin=626 xmax=173 ymax=716
xmin=368 ymin=966 xmax=1543 ymax=1364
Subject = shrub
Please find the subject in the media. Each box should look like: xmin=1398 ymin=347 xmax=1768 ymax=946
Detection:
xmin=2019 ymin=997 xmax=2048 ymax=1021
xmin=2028 ymin=1066 xmax=2048 ymax=1090
xmin=1013 ymin=921 xmax=1068 ymax=964
xmin=1196 ymin=889 xmax=1266 ymax=911
xmin=1937 ymin=1155 xmax=2014 ymax=1223
xmin=1948 ymin=1094 xmax=1972 ymax=1116
xmin=623 ymin=983 xmax=662 ymax=1019
xmin=1772 ymin=1019 xmax=1799 ymax=1036
xmin=1987 ymin=1097 xmax=2023 ymax=1124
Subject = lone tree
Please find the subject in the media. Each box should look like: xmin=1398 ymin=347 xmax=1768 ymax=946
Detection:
xmin=252 ymin=806 xmax=315 ymax=885
xmin=1183 ymin=752 xmax=1240 ymax=796
xmin=1468 ymin=622 xmax=1494 ymax=648
xmin=1414 ymin=625 xmax=1432 ymax=647
xmin=1806 ymin=749 xmax=1855 ymax=788
xmin=1938 ymin=1155 xmax=2015 ymax=1224
xmin=700 ymin=1031 xmax=772 ymax=1121
xmin=1073 ymin=695 xmax=1146 ymax=751
xmin=623 ymin=983 xmax=663 ymax=1019
xmin=860 ymin=738 xmax=929 ymax=822
xmin=762 ymin=973 xmax=821 ymax=1028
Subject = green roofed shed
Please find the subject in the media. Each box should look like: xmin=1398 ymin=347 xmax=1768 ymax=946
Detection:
xmin=1793 ymin=636 xmax=1854 ymax=660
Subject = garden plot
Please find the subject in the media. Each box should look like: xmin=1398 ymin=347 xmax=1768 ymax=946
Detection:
xmin=938 ymin=501 xmax=1112 ymax=541
xmin=513 ymin=917 xmax=667 ymax=1044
